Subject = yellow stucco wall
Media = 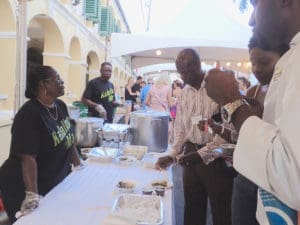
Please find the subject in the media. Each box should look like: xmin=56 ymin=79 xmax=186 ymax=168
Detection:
xmin=0 ymin=38 xmax=16 ymax=110
xmin=0 ymin=121 xmax=12 ymax=165
xmin=1 ymin=0 xmax=127 ymax=111
xmin=0 ymin=0 xmax=129 ymax=161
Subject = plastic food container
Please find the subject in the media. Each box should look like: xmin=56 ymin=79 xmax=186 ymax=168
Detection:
xmin=86 ymin=147 xmax=119 ymax=163
xmin=142 ymin=187 xmax=155 ymax=195
xmin=123 ymin=145 xmax=148 ymax=160
xmin=112 ymin=194 xmax=163 ymax=225
xmin=154 ymin=186 xmax=165 ymax=197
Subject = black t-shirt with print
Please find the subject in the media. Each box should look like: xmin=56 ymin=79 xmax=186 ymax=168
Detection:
xmin=83 ymin=77 xmax=115 ymax=122
xmin=0 ymin=99 xmax=75 ymax=198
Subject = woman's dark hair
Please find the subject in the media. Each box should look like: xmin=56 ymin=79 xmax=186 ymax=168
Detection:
xmin=248 ymin=36 xmax=289 ymax=56
xmin=25 ymin=65 xmax=54 ymax=99
xmin=27 ymin=47 xmax=43 ymax=65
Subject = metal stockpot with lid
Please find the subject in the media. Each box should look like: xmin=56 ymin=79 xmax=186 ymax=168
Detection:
xmin=75 ymin=117 xmax=104 ymax=147
xmin=130 ymin=110 xmax=169 ymax=153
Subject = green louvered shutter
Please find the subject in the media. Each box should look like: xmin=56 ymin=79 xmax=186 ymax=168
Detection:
xmin=99 ymin=7 xmax=109 ymax=36
xmin=108 ymin=7 xmax=113 ymax=35
xmin=84 ymin=0 xmax=101 ymax=23
xmin=110 ymin=18 xmax=116 ymax=33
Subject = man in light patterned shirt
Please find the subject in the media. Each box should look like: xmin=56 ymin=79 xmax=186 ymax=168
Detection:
xmin=156 ymin=48 xmax=234 ymax=225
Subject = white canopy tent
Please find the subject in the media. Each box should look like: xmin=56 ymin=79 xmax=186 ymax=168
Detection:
xmin=112 ymin=0 xmax=253 ymax=74
xmin=111 ymin=33 xmax=252 ymax=74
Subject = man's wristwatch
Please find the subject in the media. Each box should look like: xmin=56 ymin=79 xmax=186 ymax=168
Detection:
xmin=221 ymin=98 xmax=247 ymax=123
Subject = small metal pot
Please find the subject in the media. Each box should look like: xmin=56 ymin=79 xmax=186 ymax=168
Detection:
xmin=75 ymin=117 xmax=104 ymax=147
xmin=96 ymin=123 xmax=130 ymax=146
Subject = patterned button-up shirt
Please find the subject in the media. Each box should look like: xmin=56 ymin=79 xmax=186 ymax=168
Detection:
xmin=170 ymin=83 xmax=219 ymax=156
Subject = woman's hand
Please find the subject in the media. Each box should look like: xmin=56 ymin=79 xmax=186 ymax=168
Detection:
xmin=71 ymin=162 xmax=85 ymax=171
xmin=15 ymin=191 xmax=40 ymax=219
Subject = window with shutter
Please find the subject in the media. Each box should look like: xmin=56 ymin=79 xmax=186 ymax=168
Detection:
xmin=84 ymin=0 xmax=101 ymax=23
xmin=110 ymin=18 xmax=116 ymax=34
xmin=108 ymin=7 xmax=114 ymax=35
xmin=99 ymin=7 xmax=109 ymax=36
xmin=116 ymin=24 xmax=121 ymax=33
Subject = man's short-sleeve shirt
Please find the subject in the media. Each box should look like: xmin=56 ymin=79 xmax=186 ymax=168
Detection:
xmin=83 ymin=77 xmax=115 ymax=122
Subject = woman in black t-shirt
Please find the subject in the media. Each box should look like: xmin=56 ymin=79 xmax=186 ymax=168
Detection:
xmin=0 ymin=65 xmax=82 ymax=223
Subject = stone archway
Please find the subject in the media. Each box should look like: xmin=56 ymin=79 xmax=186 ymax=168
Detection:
xmin=0 ymin=0 xmax=16 ymax=110
xmin=67 ymin=36 xmax=83 ymax=103
xmin=69 ymin=37 xmax=81 ymax=60
xmin=0 ymin=0 xmax=15 ymax=32
xmin=28 ymin=14 xmax=65 ymax=73
xmin=86 ymin=51 xmax=100 ymax=81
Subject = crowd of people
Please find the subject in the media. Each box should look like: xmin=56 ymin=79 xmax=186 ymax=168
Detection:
xmin=1 ymin=0 xmax=300 ymax=224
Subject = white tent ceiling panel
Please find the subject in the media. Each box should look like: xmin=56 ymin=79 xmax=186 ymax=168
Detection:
xmin=111 ymin=33 xmax=250 ymax=69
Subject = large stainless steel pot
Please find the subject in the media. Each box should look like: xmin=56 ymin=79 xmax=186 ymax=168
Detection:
xmin=130 ymin=110 xmax=169 ymax=153
xmin=75 ymin=117 xmax=104 ymax=147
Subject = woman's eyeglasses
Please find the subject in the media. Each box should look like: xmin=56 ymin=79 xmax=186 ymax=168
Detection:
xmin=43 ymin=75 xmax=62 ymax=83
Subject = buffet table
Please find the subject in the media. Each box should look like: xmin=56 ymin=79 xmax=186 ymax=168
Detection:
xmin=14 ymin=160 xmax=174 ymax=225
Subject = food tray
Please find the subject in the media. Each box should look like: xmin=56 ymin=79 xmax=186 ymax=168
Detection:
xmin=86 ymin=147 xmax=119 ymax=162
xmin=112 ymin=194 xmax=163 ymax=225
xmin=123 ymin=145 xmax=148 ymax=160
xmin=98 ymin=123 xmax=130 ymax=141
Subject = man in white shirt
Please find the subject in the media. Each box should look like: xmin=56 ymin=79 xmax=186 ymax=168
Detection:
xmin=156 ymin=48 xmax=234 ymax=225
xmin=204 ymin=0 xmax=300 ymax=217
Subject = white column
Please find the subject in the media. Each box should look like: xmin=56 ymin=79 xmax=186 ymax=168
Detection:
xmin=14 ymin=0 xmax=29 ymax=115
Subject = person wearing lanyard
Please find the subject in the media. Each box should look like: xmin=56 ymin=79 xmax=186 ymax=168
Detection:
xmin=156 ymin=48 xmax=234 ymax=225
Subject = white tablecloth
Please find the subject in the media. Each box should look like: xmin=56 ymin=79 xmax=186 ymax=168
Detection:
xmin=14 ymin=161 xmax=173 ymax=225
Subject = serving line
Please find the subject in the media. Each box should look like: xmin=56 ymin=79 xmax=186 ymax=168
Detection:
xmin=14 ymin=160 xmax=173 ymax=225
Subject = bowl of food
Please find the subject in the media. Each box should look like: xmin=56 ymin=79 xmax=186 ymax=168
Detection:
xmin=116 ymin=181 xmax=136 ymax=193
xmin=151 ymin=179 xmax=172 ymax=189
xmin=142 ymin=186 xmax=155 ymax=195
xmin=154 ymin=186 xmax=165 ymax=197
xmin=116 ymin=155 xmax=138 ymax=166
xmin=123 ymin=145 xmax=148 ymax=160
